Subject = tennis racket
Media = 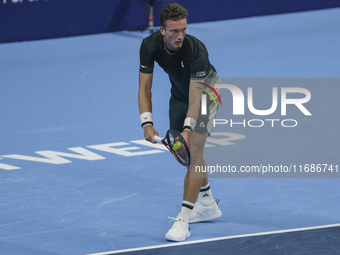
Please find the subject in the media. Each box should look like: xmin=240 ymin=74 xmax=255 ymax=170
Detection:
xmin=154 ymin=128 xmax=191 ymax=166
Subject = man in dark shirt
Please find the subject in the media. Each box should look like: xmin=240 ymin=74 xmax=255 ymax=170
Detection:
xmin=138 ymin=3 xmax=222 ymax=242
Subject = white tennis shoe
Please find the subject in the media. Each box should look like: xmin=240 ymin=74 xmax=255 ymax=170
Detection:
xmin=189 ymin=199 xmax=222 ymax=223
xmin=165 ymin=217 xmax=190 ymax=242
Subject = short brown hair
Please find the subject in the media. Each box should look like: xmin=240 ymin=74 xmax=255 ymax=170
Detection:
xmin=160 ymin=3 xmax=188 ymax=28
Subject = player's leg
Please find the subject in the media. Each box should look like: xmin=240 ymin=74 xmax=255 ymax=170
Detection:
xmin=165 ymin=95 xmax=221 ymax=241
xmin=169 ymin=96 xmax=209 ymax=206
xmin=187 ymin=86 xmax=222 ymax=223
xmin=165 ymin=132 xmax=207 ymax=242
xmin=182 ymin=132 xmax=221 ymax=223
xmin=183 ymin=131 xmax=209 ymax=202
xmin=165 ymin=96 xmax=191 ymax=241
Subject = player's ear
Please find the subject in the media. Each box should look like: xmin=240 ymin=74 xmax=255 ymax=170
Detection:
xmin=160 ymin=26 xmax=165 ymax=36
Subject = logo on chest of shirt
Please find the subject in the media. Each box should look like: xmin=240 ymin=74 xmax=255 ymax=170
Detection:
xmin=181 ymin=60 xmax=184 ymax=68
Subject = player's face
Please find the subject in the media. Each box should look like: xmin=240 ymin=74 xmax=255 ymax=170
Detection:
xmin=161 ymin=18 xmax=187 ymax=52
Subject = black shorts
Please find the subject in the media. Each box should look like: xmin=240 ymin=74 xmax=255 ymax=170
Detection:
xmin=169 ymin=93 xmax=219 ymax=134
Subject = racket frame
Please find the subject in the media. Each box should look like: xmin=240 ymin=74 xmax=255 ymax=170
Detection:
xmin=154 ymin=128 xmax=191 ymax=166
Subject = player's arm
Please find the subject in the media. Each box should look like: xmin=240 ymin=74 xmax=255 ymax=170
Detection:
xmin=188 ymin=78 xmax=204 ymax=121
xmin=138 ymin=71 xmax=159 ymax=142
xmin=181 ymin=79 xmax=205 ymax=144
xmin=138 ymin=72 xmax=153 ymax=114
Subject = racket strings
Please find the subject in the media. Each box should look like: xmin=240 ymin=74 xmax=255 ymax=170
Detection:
xmin=167 ymin=129 xmax=191 ymax=166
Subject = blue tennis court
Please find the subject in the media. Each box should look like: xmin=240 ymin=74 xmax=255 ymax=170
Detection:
xmin=1 ymin=7 xmax=340 ymax=255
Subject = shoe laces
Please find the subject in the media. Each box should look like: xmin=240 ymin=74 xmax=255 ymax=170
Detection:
xmin=168 ymin=216 xmax=187 ymax=223
xmin=168 ymin=217 xmax=188 ymax=231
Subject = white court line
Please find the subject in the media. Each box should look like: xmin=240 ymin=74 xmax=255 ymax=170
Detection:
xmin=86 ymin=223 xmax=340 ymax=255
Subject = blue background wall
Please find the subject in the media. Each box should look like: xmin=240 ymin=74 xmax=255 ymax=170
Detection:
xmin=1 ymin=0 xmax=340 ymax=43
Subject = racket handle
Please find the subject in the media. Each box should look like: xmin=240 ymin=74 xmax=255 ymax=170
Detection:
xmin=153 ymin=135 xmax=163 ymax=143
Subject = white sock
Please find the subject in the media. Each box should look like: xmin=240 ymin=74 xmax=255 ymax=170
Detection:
xmin=198 ymin=183 xmax=214 ymax=206
xmin=177 ymin=201 xmax=195 ymax=222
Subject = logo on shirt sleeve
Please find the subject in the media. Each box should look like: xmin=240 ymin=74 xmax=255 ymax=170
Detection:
xmin=195 ymin=71 xmax=206 ymax=77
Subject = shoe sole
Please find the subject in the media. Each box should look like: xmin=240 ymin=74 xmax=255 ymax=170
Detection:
xmin=188 ymin=210 xmax=222 ymax=223
xmin=165 ymin=231 xmax=191 ymax=242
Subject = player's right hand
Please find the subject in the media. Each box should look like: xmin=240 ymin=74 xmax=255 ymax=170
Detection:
xmin=144 ymin=125 xmax=159 ymax=143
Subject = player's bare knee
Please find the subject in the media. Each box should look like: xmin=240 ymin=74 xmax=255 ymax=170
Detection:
xmin=188 ymin=164 xmax=206 ymax=179
xmin=189 ymin=139 xmax=204 ymax=156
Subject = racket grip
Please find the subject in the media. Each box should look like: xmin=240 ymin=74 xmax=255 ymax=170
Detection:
xmin=153 ymin=135 xmax=163 ymax=143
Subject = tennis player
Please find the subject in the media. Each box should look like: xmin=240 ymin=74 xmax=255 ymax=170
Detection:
xmin=138 ymin=3 xmax=222 ymax=242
